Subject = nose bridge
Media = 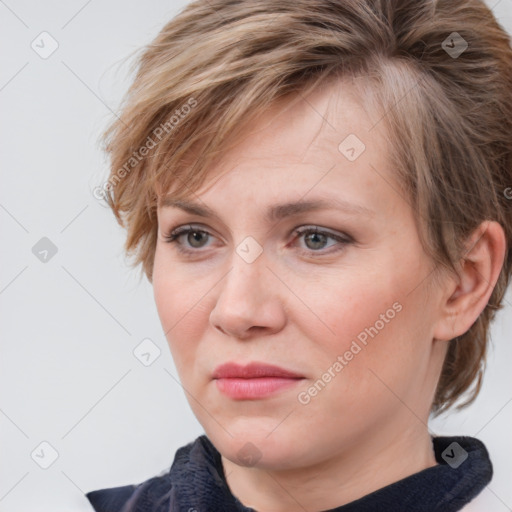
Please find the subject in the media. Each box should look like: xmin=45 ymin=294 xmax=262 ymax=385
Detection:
xmin=219 ymin=245 xmax=267 ymax=309
xmin=209 ymin=241 xmax=284 ymax=337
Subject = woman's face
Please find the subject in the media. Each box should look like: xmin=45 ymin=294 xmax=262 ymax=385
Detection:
xmin=153 ymin=80 xmax=449 ymax=470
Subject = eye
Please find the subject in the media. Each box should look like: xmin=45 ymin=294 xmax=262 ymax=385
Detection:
xmin=163 ymin=224 xmax=353 ymax=256
xmin=291 ymin=226 xmax=353 ymax=256
xmin=163 ymin=224 xmax=213 ymax=254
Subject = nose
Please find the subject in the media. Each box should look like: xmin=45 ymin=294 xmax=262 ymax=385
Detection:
xmin=209 ymin=253 xmax=287 ymax=340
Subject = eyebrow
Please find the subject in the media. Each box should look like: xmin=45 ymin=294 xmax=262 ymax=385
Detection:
xmin=159 ymin=196 xmax=374 ymax=223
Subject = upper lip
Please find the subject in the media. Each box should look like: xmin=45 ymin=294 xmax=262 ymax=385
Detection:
xmin=212 ymin=362 xmax=304 ymax=379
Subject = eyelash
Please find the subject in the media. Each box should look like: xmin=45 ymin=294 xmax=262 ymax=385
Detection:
xmin=163 ymin=224 xmax=353 ymax=257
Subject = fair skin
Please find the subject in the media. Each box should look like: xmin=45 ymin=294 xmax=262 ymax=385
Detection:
xmin=152 ymin=79 xmax=506 ymax=512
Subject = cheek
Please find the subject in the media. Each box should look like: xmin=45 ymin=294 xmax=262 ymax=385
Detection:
xmin=304 ymin=271 xmax=402 ymax=354
xmin=152 ymin=256 xmax=207 ymax=372
xmin=300 ymin=267 xmax=429 ymax=395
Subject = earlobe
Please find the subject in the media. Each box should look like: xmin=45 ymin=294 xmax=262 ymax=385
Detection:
xmin=432 ymin=220 xmax=506 ymax=342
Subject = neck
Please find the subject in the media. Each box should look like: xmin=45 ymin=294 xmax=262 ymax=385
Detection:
xmin=221 ymin=424 xmax=437 ymax=512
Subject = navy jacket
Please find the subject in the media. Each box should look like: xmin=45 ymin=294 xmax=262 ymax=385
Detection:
xmin=85 ymin=435 xmax=492 ymax=512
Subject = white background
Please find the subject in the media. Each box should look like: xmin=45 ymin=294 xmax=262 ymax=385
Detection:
xmin=0 ymin=1 xmax=511 ymax=510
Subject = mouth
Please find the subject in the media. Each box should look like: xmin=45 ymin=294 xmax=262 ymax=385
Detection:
xmin=212 ymin=362 xmax=305 ymax=400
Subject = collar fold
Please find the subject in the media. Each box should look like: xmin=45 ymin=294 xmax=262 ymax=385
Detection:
xmin=86 ymin=435 xmax=492 ymax=512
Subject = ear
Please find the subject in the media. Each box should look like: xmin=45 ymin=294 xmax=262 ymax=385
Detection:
xmin=433 ymin=220 xmax=507 ymax=342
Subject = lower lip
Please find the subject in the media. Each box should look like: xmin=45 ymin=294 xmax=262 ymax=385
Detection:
xmin=215 ymin=377 xmax=303 ymax=399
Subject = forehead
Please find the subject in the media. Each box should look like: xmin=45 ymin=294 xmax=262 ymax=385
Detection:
xmin=226 ymin=79 xmax=380 ymax=168
xmin=158 ymin=78 xmax=402 ymax=219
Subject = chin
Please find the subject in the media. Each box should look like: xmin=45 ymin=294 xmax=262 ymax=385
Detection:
xmin=208 ymin=425 xmax=302 ymax=470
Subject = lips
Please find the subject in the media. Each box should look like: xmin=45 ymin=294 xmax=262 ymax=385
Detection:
xmin=212 ymin=362 xmax=304 ymax=400
xmin=212 ymin=362 xmax=304 ymax=380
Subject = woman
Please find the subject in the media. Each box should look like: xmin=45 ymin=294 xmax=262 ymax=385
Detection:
xmin=86 ymin=0 xmax=512 ymax=510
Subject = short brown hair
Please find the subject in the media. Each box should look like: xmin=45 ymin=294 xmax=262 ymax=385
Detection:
xmin=98 ymin=0 xmax=512 ymax=414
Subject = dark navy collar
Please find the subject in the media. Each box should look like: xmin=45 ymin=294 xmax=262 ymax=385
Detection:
xmin=85 ymin=435 xmax=492 ymax=512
